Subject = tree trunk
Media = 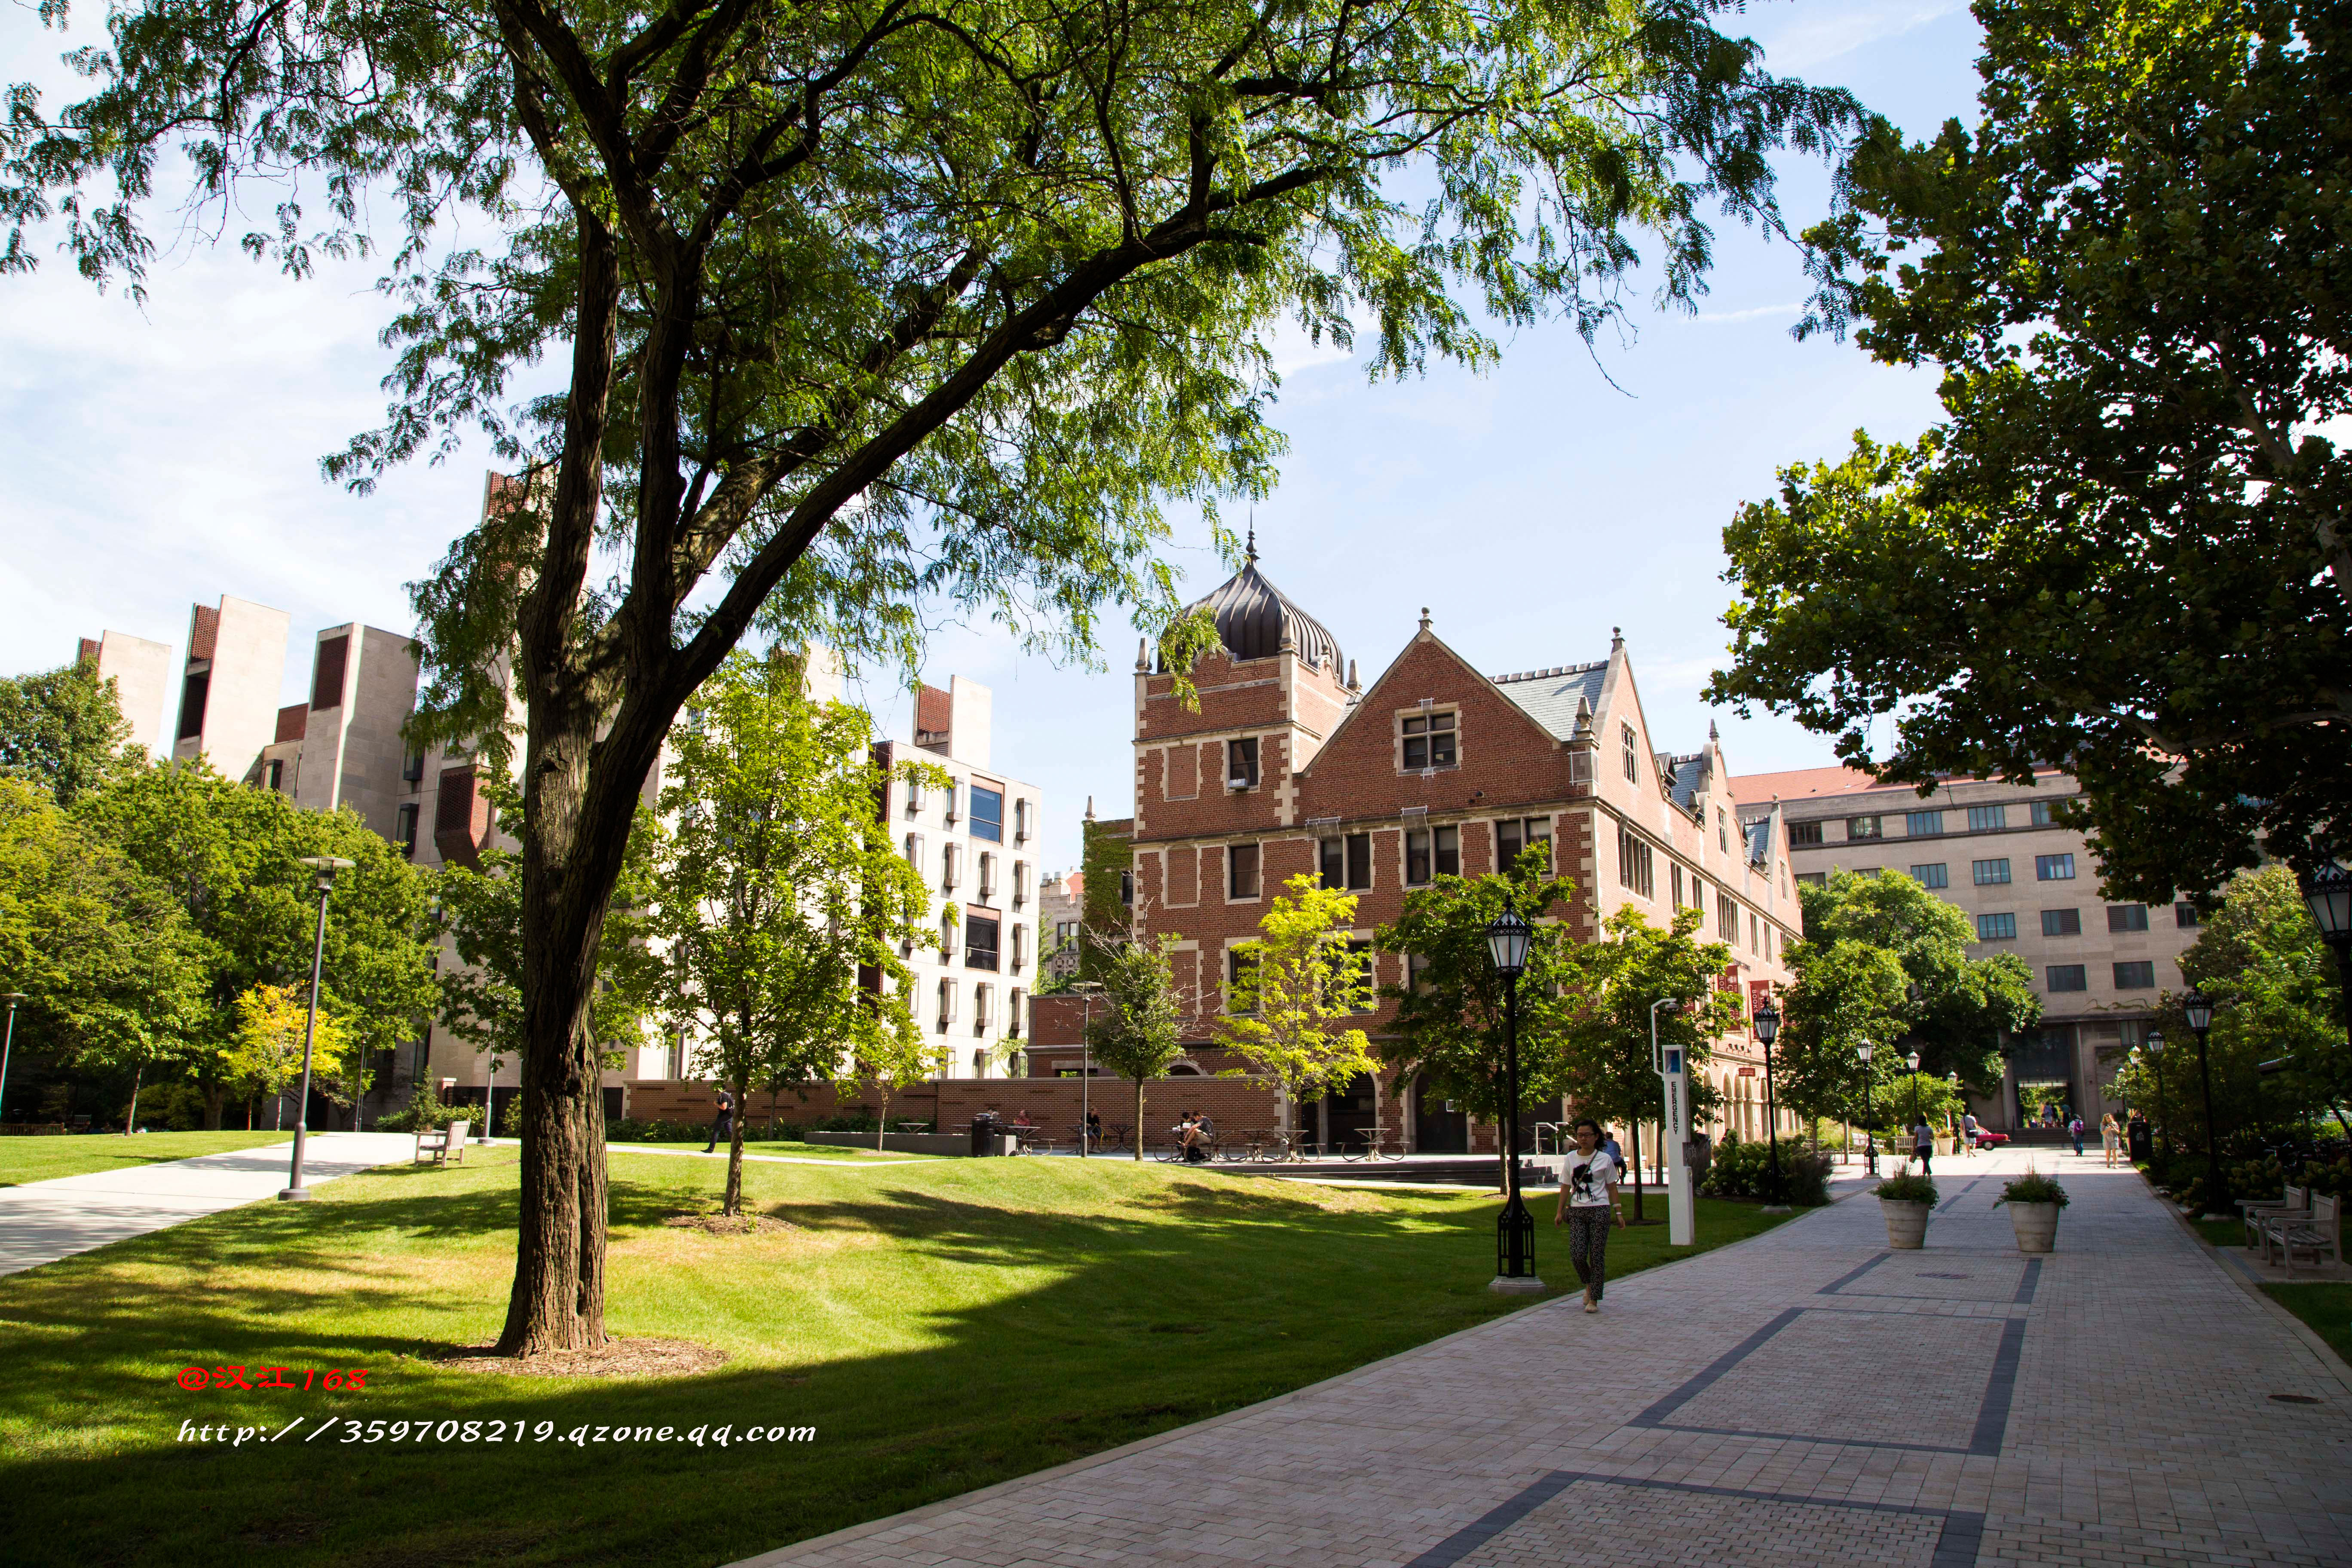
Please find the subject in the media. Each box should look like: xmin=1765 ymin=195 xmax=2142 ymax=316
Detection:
xmin=1628 ymin=1118 xmax=1644 ymax=1221
xmin=202 ymin=1084 xmax=225 ymax=1130
xmin=876 ymin=1083 xmax=890 ymax=1152
xmin=1133 ymin=1078 xmax=1145 ymax=1162
xmin=723 ymin=1075 xmax=747 ymax=1217
xmin=124 ymin=1057 xmax=144 ymax=1136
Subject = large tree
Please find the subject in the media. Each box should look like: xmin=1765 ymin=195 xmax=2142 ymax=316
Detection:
xmin=650 ymin=649 xmax=932 ymax=1213
xmin=1792 ymin=868 xmax=2040 ymax=1088
xmin=1710 ymin=0 xmax=2352 ymax=903
xmin=1375 ymin=851 xmax=1580 ymax=1188
xmin=1767 ymin=935 xmax=1907 ymax=1144
xmin=6 ymin=0 xmax=1864 ymax=1352
xmin=0 ymin=660 xmax=141 ymax=807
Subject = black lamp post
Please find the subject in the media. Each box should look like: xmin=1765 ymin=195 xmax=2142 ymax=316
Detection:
xmin=1753 ymin=995 xmax=1786 ymax=1211
xmin=2145 ymin=1029 xmax=2170 ymax=1162
xmin=2183 ymin=987 xmax=2227 ymax=1217
xmin=1856 ymin=1041 xmax=1877 ymax=1174
xmin=2300 ymin=861 xmax=2352 ymax=1035
xmin=279 ymin=855 xmax=354 ymax=1202
xmin=0 ymin=991 xmax=24 ymax=1126
xmin=1485 ymin=899 xmax=1540 ymax=1292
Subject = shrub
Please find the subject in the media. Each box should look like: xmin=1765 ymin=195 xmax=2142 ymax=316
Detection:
xmin=605 ymin=1118 xmax=707 ymax=1143
xmin=1875 ymin=1173 xmax=1938 ymax=1204
xmin=378 ymin=1084 xmax=461 ymax=1133
xmin=497 ymin=1092 xmax=523 ymax=1136
xmin=1994 ymin=1170 xmax=2069 ymax=1208
xmin=1697 ymin=1139 xmax=1832 ymax=1206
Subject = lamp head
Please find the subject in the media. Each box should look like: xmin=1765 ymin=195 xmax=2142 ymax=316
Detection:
xmin=1485 ymin=901 xmax=1533 ymax=981
xmin=2144 ymin=1029 xmax=2165 ymax=1057
xmin=1751 ymin=996 xmax=1780 ymax=1045
xmin=297 ymin=854 xmax=356 ymax=893
xmin=1905 ymin=1050 xmax=1921 ymax=1072
xmin=2181 ymin=989 xmax=2214 ymax=1034
xmin=2300 ymin=861 xmax=2352 ymax=947
xmin=1855 ymin=1041 xmax=1874 ymax=1063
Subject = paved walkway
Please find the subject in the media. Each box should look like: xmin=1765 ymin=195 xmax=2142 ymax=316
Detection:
xmin=0 ymin=1131 xmax=414 ymax=1277
xmin=738 ymin=1147 xmax=2352 ymax=1568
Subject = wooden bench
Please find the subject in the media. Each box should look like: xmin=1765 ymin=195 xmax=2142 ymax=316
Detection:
xmin=2260 ymin=1191 xmax=2341 ymax=1276
xmin=413 ymin=1121 xmax=472 ymax=1167
xmin=2240 ymin=1185 xmax=2307 ymax=1249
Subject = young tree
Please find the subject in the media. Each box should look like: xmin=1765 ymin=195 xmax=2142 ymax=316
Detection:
xmin=1083 ymin=933 xmax=1188 ymax=1162
xmin=226 ymin=983 xmax=354 ymax=1128
xmin=6 ymin=0 xmax=1867 ymax=1355
xmin=1376 ymin=853 xmax=1580 ymax=1189
xmin=0 ymin=780 xmax=205 ymax=1130
xmin=650 ymin=650 xmax=934 ymax=1213
xmin=1769 ymin=937 xmax=1908 ymax=1146
xmin=1558 ymin=906 xmax=1740 ymax=1217
xmin=0 ymin=661 xmax=141 ymax=807
xmin=1712 ymin=0 xmax=2352 ymax=901
xmin=1216 ymin=873 xmax=1376 ymax=1147
xmin=1792 ymin=870 xmax=2042 ymax=1090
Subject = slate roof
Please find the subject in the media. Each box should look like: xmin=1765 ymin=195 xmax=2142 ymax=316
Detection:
xmin=1488 ymin=660 xmax=1607 ymax=741
xmin=1663 ymin=752 xmax=1711 ymax=811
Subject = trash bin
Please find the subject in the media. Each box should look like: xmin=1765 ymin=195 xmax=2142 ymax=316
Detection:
xmin=970 ymin=1113 xmax=999 ymax=1157
xmin=2127 ymin=1121 xmax=2152 ymax=1164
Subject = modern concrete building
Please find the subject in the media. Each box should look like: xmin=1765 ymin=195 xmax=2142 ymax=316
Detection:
xmin=74 ymin=630 xmax=175 ymax=752
xmin=1730 ymin=766 xmax=2199 ymax=1132
xmin=171 ymin=595 xmax=292 ymax=782
xmin=874 ymin=675 xmax=1045 ymax=1081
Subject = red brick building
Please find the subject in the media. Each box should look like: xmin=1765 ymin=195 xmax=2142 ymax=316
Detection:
xmin=1027 ymin=546 xmax=1802 ymax=1157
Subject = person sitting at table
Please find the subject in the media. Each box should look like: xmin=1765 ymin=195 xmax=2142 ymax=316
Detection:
xmin=1085 ymin=1110 xmax=1102 ymax=1150
xmin=1175 ymin=1112 xmax=1209 ymax=1162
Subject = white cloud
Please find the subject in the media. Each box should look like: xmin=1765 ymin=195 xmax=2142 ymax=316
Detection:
xmin=1747 ymin=0 xmax=1971 ymax=72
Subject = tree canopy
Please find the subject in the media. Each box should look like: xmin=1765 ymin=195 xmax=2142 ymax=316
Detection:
xmin=1217 ymin=873 xmax=1376 ymax=1138
xmin=0 ymin=660 xmax=141 ymax=807
xmin=1709 ymin=0 xmax=2352 ymax=901
xmin=1083 ymin=932 xmax=1187 ymax=1159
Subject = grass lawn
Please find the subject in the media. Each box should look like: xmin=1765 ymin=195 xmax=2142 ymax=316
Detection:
xmin=603 ymin=1139 xmax=937 ymax=1164
xmin=0 ymin=1147 xmax=1795 ymax=1568
xmin=2192 ymin=1216 xmax=2244 ymax=1249
xmin=2262 ymin=1283 xmax=2352 ymax=1367
xmin=0 ymin=1130 xmax=294 ymax=1187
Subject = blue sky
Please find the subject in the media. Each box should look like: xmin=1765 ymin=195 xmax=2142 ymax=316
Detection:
xmin=0 ymin=1 xmax=1986 ymax=876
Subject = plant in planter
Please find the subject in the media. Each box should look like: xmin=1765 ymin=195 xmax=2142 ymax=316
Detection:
xmin=1992 ymin=1169 xmax=2069 ymax=1253
xmin=1875 ymin=1172 xmax=1939 ymax=1250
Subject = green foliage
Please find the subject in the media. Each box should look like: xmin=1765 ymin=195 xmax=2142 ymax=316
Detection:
xmin=0 ymin=661 xmax=141 ymax=807
xmin=1375 ymin=854 xmax=1582 ymax=1133
xmin=1084 ymin=934 xmax=1189 ymax=1162
xmin=1877 ymin=1072 xmax=1965 ymax=1134
xmin=377 ymin=1083 xmax=464 ymax=1133
xmin=225 ymin=983 xmax=355 ymax=1110
xmin=649 ymin=650 xmax=937 ymax=1200
xmin=1557 ymin=904 xmax=1740 ymax=1147
xmin=1217 ymin=873 xmax=1377 ymax=1133
xmin=1789 ymin=869 xmax=2040 ymax=1089
xmin=1874 ymin=1173 xmax=1937 ymax=1204
xmin=1995 ymin=1171 xmax=2069 ymax=1208
xmin=1698 ymin=1140 xmax=1831 ymax=1206
xmin=1712 ymin=0 xmax=2352 ymax=898
xmin=1769 ymin=934 xmax=1907 ymax=1136
xmin=1074 ymin=820 xmax=1136 ymax=984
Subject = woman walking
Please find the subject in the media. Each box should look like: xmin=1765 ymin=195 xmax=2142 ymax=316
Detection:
xmin=2101 ymin=1112 xmax=2121 ymax=1168
xmin=1554 ymin=1118 xmax=1626 ymax=1314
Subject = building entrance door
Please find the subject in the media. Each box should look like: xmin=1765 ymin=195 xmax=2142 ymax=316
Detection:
xmin=1413 ymin=1077 xmax=1468 ymax=1153
xmin=1325 ymin=1072 xmax=1378 ymax=1155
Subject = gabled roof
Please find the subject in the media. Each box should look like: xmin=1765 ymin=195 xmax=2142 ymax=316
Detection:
xmin=1744 ymin=814 xmax=1776 ymax=867
xmin=1489 ymin=661 xmax=1607 ymax=742
xmin=1727 ymin=764 xmax=1886 ymax=807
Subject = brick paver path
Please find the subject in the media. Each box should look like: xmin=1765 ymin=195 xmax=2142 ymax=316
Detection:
xmin=736 ymin=1147 xmax=2352 ymax=1568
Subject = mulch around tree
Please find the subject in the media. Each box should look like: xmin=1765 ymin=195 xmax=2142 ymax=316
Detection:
xmin=437 ymin=1338 xmax=730 ymax=1379
xmin=662 ymin=1212 xmax=799 ymax=1237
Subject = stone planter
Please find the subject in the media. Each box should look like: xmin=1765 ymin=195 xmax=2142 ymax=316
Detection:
xmin=2006 ymin=1200 xmax=2060 ymax=1253
xmin=1880 ymin=1198 xmax=1931 ymax=1250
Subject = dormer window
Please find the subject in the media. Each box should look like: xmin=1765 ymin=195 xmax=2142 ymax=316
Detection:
xmin=1402 ymin=710 xmax=1455 ymax=770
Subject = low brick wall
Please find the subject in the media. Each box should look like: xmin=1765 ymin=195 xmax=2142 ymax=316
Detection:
xmin=625 ymin=1074 xmax=1283 ymax=1151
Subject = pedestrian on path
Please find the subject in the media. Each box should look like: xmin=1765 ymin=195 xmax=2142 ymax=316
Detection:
xmin=702 ymin=1089 xmax=735 ymax=1154
xmin=1961 ymin=1112 xmax=1979 ymax=1157
xmin=2068 ymin=1115 xmax=2086 ymax=1157
xmin=2101 ymin=1112 xmax=2121 ymax=1167
xmin=1911 ymin=1116 xmax=1934 ymax=1175
xmin=1554 ymin=1118 xmax=1625 ymax=1314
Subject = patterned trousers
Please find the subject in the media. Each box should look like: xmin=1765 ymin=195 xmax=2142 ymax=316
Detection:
xmin=1566 ymin=1207 xmax=1611 ymax=1300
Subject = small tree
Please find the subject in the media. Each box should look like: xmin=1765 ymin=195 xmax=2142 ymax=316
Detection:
xmin=0 ymin=660 xmax=141 ymax=807
xmin=1084 ymin=934 xmax=1188 ymax=1161
xmin=1877 ymin=1072 xmax=1965 ymax=1141
xmin=1376 ymin=852 xmax=1580 ymax=1190
xmin=1558 ymin=906 xmax=1740 ymax=1218
xmin=226 ymin=983 xmax=353 ymax=1129
xmin=1216 ymin=874 xmax=1377 ymax=1147
xmin=651 ymin=651 xmax=937 ymax=1212
xmin=1772 ymin=937 xmax=1910 ymax=1146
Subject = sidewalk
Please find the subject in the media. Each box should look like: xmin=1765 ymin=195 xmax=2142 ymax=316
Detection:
xmin=0 ymin=1131 xmax=413 ymax=1277
xmin=735 ymin=1146 xmax=2352 ymax=1568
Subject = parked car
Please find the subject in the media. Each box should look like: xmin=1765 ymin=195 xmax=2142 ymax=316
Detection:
xmin=1973 ymin=1130 xmax=2011 ymax=1150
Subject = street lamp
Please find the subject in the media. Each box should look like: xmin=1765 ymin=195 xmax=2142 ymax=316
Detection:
xmin=0 ymin=992 xmax=24 ymax=1126
xmin=1067 ymin=980 xmax=1104 ymax=1157
xmin=279 ymin=856 xmax=354 ymax=1203
xmin=2182 ymin=987 xmax=2226 ymax=1217
xmin=1856 ymin=1041 xmax=1877 ymax=1174
xmin=1484 ymin=899 xmax=1540 ymax=1292
xmin=2145 ymin=1029 xmax=2170 ymax=1162
xmin=1753 ymin=994 xmax=1786 ymax=1212
xmin=2300 ymin=862 xmax=2352 ymax=1035
xmin=1905 ymin=1048 xmax=1922 ymax=1136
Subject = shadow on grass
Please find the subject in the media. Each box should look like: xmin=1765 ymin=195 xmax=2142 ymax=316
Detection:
xmin=0 ymin=1153 xmax=1782 ymax=1568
